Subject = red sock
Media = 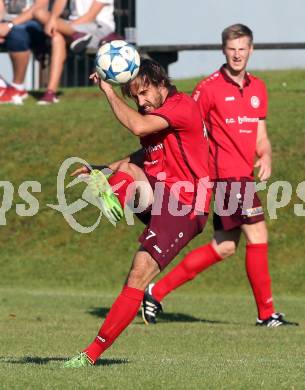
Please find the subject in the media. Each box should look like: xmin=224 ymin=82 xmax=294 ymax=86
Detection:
xmin=84 ymin=286 xmax=143 ymax=363
xmin=246 ymin=243 xmax=275 ymax=320
xmin=152 ymin=244 xmax=222 ymax=302
xmin=108 ymin=171 xmax=134 ymax=208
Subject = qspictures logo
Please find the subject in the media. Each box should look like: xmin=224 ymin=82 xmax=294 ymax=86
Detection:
xmin=1 ymin=157 xmax=305 ymax=233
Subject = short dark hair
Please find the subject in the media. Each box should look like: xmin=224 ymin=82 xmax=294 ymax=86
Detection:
xmin=221 ymin=23 xmax=253 ymax=47
xmin=121 ymin=58 xmax=172 ymax=98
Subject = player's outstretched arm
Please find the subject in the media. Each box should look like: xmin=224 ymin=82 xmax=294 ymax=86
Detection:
xmin=90 ymin=73 xmax=169 ymax=137
xmin=255 ymin=119 xmax=272 ymax=181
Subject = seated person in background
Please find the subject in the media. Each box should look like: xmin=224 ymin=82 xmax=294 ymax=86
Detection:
xmin=0 ymin=0 xmax=49 ymax=104
xmin=34 ymin=0 xmax=115 ymax=105
xmin=0 ymin=0 xmax=5 ymax=30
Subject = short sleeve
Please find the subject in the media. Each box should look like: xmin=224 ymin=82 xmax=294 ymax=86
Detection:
xmin=191 ymin=81 xmax=212 ymax=121
xmin=258 ymin=81 xmax=268 ymax=119
xmin=149 ymin=94 xmax=191 ymax=130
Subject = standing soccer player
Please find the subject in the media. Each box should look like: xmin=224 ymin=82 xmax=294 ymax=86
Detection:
xmin=63 ymin=58 xmax=211 ymax=367
xmin=142 ymin=24 xmax=298 ymax=327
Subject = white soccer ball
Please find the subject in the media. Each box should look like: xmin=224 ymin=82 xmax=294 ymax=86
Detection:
xmin=95 ymin=40 xmax=140 ymax=85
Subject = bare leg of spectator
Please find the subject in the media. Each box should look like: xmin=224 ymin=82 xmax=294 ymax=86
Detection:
xmin=10 ymin=51 xmax=31 ymax=84
xmin=34 ymin=9 xmax=77 ymax=104
xmin=37 ymin=32 xmax=67 ymax=104
xmin=47 ymin=32 xmax=67 ymax=92
xmin=34 ymin=9 xmax=75 ymax=37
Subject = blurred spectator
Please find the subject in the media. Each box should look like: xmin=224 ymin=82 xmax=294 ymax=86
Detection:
xmin=34 ymin=0 xmax=115 ymax=104
xmin=0 ymin=0 xmax=5 ymax=24
xmin=0 ymin=0 xmax=49 ymax=104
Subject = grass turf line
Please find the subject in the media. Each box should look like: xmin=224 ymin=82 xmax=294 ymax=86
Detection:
xmin=0 ymin=288 xmax=304 ymax=389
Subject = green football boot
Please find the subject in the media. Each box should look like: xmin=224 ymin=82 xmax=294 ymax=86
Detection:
xmin=62 ymin=352 xmax=93 ymax=368
xmin=89 ymin=169 xmax=124 ymax=225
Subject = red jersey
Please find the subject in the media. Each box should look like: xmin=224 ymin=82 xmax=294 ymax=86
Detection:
xmin=192 ymin=66 xmax=268 ymax=180
xmin=141 ymin=87 xmax=210 ymax=212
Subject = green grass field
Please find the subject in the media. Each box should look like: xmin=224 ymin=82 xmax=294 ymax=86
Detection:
xmin=0 ymin=70 xmax=305 ymax=388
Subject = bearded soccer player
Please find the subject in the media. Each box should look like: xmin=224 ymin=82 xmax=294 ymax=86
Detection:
xmin=142 ymin=24 xmax=298 ymax=328
xmin=63 ymin=58 xmax=211 ymax=367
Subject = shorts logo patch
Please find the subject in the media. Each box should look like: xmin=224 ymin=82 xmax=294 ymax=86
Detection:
xmin=225 ymin=96 xmax=235 ymax=101
xmin=153 ymin=245 xmax=162 ymax=254
xmin=243 ymin=206 xmax=264 ymax=217
xmin=251 ymin=96 xmax=260 ymax=108
xmin=146 ymin=230 xmax=156 ymax=240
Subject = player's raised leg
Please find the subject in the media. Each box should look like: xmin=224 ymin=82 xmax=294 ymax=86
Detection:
xmin=88 ymin=161 xmax=154 ymax=224
xmin=108 ymin=161 xmax=154 ymax=211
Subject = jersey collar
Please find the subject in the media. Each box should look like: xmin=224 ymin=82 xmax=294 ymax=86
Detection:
xmin=220 ymin=64 xmax=251 ymax=88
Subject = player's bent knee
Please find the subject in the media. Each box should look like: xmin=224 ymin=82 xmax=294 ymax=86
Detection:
xmin=216 ymin=241 xmax=237 ymax=258
xmin=126 ymin=257 xmax=159 ymax=290
xmin=117 ymin=162 xmax=141 ymax=181
xmin=117 ymin=161 xmax=133 ymax=174
xmin=126 ymin=269 xmax=149 ymax=290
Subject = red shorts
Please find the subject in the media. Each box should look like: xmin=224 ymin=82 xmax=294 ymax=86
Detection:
xmin=213 ymin=177 xmax=265 ymax=231
xmin=138 ymin=175 xmax=208 ymax=270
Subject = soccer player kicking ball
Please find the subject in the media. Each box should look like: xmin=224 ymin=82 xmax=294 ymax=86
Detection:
xmin=63 ymin=58 xmax=211 ymax=367
xmin=142 ymin=24 xmax=298 ymax=328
